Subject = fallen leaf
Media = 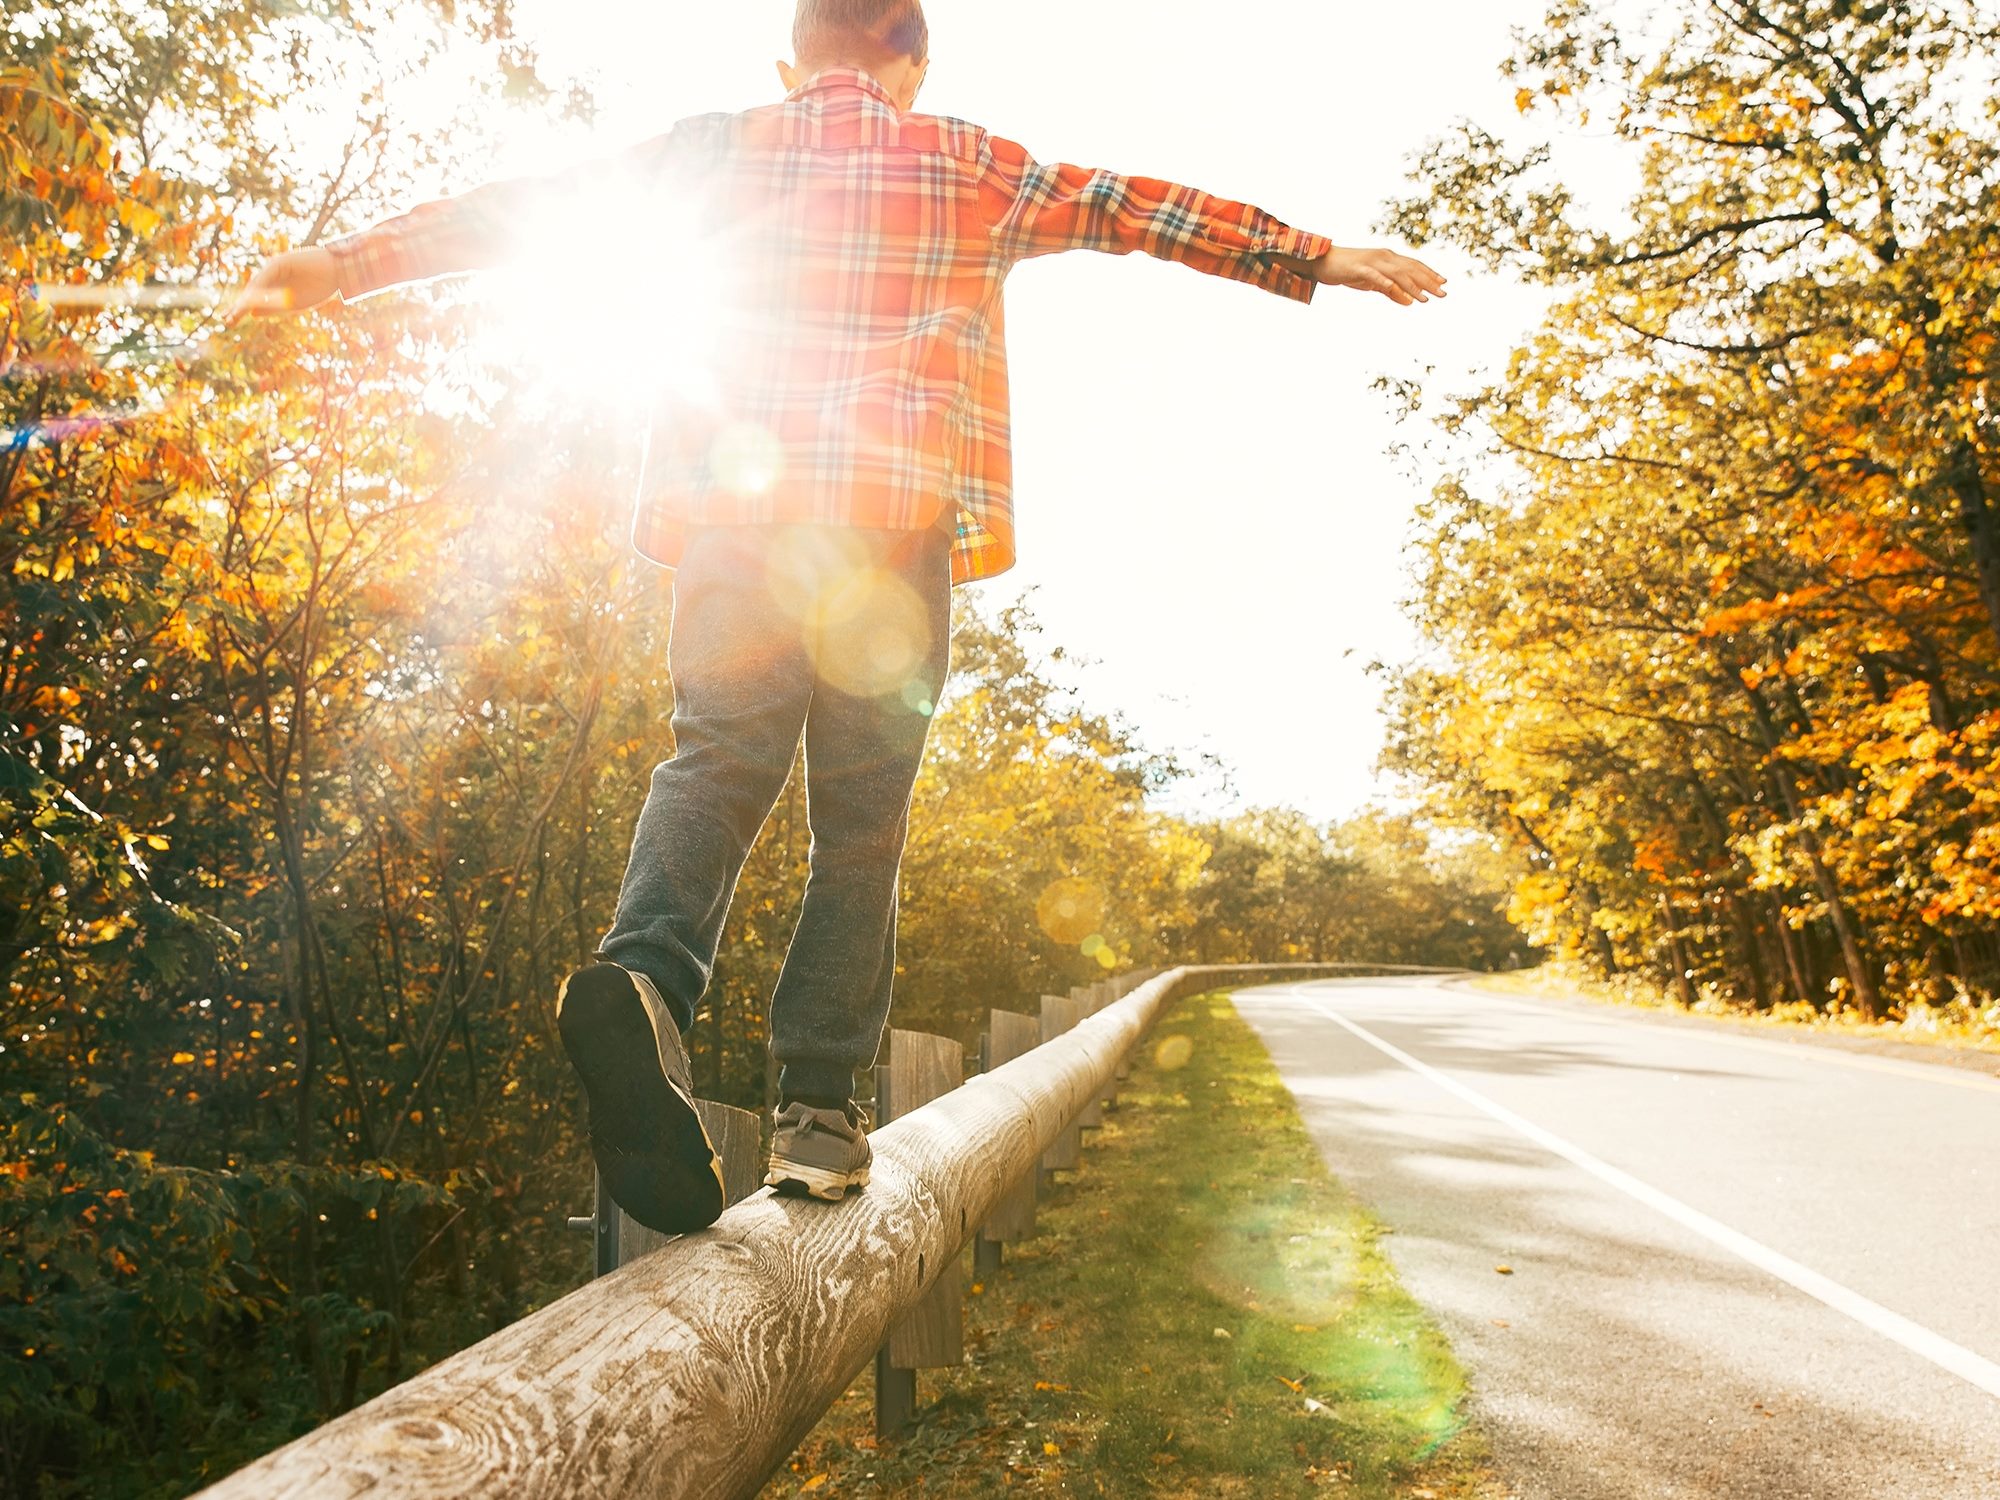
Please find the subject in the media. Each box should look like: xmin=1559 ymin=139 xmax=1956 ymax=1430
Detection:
xmin=1491 ymin=1318 xmax=1511 ymax=1328
xmin=1274 ymin=1374 xmax=1304 ymax=1393
xmin=1034 ymin=1381 xmax=1071 ymax=1392
xmin=798 ymin=1477 xmax=828 ymax=1493
xmin=1494 ymin=1264 xmax=1514 ymax=1275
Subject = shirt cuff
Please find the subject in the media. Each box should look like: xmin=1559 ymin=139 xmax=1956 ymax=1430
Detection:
xmin=324 ymin=231 xmax=405 ymax=301
xmin=1244 ymin=224 xmax=1335 ymax=305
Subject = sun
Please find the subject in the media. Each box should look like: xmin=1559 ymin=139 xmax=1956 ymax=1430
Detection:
xmin=473 ymin=169 xmax=732 ymax=415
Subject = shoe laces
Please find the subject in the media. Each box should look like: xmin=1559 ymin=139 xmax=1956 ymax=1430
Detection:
xmin=781 ymin=1100 xmax=867 ymax=1133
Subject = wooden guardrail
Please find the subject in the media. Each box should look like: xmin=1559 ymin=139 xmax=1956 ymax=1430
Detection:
xmin=192 ymin=962 xmax=1454 ymax=1499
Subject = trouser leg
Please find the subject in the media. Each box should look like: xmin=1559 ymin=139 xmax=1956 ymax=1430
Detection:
xmin=596 ymin=526 xmax=812 ymax=1032
xmin=769 ymin=526 xmax=953 ymax=1106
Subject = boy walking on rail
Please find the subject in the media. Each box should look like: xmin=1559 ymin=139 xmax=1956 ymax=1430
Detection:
xmin=233 ymin=0 xmax=1445 ymax=1235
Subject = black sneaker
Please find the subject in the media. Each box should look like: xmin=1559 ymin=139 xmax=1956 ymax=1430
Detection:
xmin=556 ymin=962 xmax=724 ymax=1235
xmin=765 ymin=1100 xmax=872 ymax=1201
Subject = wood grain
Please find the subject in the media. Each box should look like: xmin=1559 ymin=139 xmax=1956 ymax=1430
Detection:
xmin=878 ymin=1031 xmax=964 ymax=1370
xmin=190 ymin=964 xmax=1419 ymax=1500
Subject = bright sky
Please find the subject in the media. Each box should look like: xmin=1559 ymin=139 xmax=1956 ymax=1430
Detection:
xmin=425 ymin=0 xmax=1598 ymax=820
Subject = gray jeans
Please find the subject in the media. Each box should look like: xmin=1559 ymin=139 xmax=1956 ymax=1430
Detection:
xmin=597 ymin=522 xmax=953 ymax=1105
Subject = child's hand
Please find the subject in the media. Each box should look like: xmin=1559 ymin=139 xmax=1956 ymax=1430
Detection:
xmin=1298 ymin=247 xmax=1448 ymax=306
xmin=224 ymin=247 xmax=342 ymax=326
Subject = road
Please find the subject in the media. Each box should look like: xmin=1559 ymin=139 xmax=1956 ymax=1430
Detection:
xmin=1231 ymin=977 xmax=2000 ymax=1500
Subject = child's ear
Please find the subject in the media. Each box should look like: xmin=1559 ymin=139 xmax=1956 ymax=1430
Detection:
xmin=777 ymin=59 xmax=803 ymax=93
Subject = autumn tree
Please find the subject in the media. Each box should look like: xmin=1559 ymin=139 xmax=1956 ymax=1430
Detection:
xmin=1384 ymin=0 xmax=2000 ymax=1020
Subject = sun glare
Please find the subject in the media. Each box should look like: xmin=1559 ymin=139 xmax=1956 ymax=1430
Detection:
xmin=476 ymin=173 xmax=730 ymax=414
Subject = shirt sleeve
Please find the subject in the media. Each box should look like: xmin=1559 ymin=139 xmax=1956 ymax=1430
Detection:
xmin=322 ymin=126 xmax=700 ymax=300
xmin=974 ymin=132 xmax=1333 ymax=304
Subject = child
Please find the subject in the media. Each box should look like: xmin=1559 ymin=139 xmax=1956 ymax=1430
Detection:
xmin=231 ymin=0 xmax=1446 ymax=1235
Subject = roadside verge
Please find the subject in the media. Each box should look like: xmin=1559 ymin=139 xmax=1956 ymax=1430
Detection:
xmin=762 ymin=988 xmax=1503 ymax=1498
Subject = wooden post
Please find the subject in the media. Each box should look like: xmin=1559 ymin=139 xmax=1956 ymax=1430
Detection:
xmin=975 ymin=1009 xmax=1042 ymax=1268
xmin=1038 ymin=994 xmax=1086 ymax=1173
xmin=578 ymin=1101 xmax=765 ymax=1277
xmin=872 ymin=1029 xmax=965 ymax=1438
xmin=1074 ymin=984 xmax=1111 ymax=1126
xmin=1092 ymin=982 xmax=1122 ymax=1110
xmin=1114 ymin=974 xmax=1137 ymax=1078
xmin=610 ymin=1102 xmax=764 ymax=1268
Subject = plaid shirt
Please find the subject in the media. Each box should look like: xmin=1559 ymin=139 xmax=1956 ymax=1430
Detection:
xmin=328 ymin=68 xmax=1333 ymax=585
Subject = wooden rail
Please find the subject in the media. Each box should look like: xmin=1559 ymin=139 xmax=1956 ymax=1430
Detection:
xmin=192 ymin=962 xmax=1453 ymax=1500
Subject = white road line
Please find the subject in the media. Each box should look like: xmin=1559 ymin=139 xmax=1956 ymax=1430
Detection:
xmin=1264 ymin=985 xmax=2000 ymax=1404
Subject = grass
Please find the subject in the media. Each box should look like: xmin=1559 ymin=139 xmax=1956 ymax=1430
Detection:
xmin=1471 ymin=964 xmax=2000 ymax=1054
xmin=759 ymin=990 xmax=1502 ymax=1498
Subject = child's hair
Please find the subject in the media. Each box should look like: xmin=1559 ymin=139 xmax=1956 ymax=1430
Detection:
xmin=793 ymin=0 xmax=929 ymax=66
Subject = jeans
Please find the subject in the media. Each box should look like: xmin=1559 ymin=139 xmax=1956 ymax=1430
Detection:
xmin=596 ymin=522 xmax=953 ymax=1106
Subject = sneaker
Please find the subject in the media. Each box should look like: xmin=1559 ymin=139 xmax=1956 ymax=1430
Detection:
xmin=765 ymin=1100 xmax=873 ymax=1201
xmin=556 ymin=962 xmax=725 ymax=1235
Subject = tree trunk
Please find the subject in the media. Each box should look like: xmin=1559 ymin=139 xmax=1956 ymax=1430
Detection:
xmin=1769 ymin=766 xmax=1881 ymax=1020
xmin=1946 ymin=441 xmax=2000 ymax=653
xmin=1658 ymin=892 xmax=1698 ymax=1008
xmin=1771 ymin=897 xmax=1812 ymax=1007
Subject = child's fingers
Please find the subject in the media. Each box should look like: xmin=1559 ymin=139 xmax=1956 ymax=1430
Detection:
xmin=1373 ymin=272 xmax=1415 ymax=306
xmin=222 ymin=284 xmax=291 ymax=327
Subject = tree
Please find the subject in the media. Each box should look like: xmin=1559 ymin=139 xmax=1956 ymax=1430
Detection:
xmin=1383 ymin=0 xmax=2000 ymax=1020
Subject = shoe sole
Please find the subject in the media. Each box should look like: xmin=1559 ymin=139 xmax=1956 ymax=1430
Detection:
xmin=557 ymin=967 xmax=725 ymax=1236
xmin=765 ymin=1159 xmax=871 ymax=1202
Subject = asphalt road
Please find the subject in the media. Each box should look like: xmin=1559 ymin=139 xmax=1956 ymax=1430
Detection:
xmin=1231 ymin=977 xmax=2000 ymax=1500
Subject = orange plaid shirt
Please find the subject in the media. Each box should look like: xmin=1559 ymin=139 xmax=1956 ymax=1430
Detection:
xmin=328 ymin=68 xmax=1334 ymax=585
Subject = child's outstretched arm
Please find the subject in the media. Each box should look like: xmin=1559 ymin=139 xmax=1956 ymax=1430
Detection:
xmin=226 ymin=128 xmax=696 ymax=325
xmin=977 ymin=134 xmax=1444 ymax=307
xmin=226 ymin=174 xmax=556 ymax=325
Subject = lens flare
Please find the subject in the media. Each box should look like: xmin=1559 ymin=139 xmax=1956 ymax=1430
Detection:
xmin=476 ymin=173 xmax=731 ymax=413
xmin=1036 ymin=877 xmax=1104 ymax=946
xmin=814 ymin=569 xmax=930 ymax=700
xmin=708 ymin=421 xmax=784 ymax=497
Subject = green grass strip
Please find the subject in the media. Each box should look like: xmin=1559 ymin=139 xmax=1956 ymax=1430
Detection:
xmin=765 ymin=989 xmax=1502 ymax=1497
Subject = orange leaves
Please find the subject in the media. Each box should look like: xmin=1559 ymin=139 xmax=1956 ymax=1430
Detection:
xmin=1699 ymin=585 xmax=1830 ymax=640
xmin=1631 ymin=834 xmax=1681 ymax=881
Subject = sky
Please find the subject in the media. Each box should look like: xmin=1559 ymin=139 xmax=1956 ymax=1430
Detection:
xmin=416 ymin=0 xmax=1599 ymax=821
